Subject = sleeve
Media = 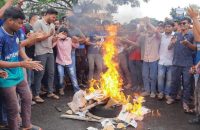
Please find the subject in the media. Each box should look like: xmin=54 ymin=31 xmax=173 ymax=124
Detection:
xmin=33 ymin=21 xmax=42 ymax=32
xmin=0 ymin=36 xmax=4 ymax=60
xmin=197 ymin=44 xmax=200 ymax=51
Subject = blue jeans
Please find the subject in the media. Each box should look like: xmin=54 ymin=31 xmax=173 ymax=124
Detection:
xmin=142 ymin=61 xmax=158 ymax=93
xmin=157 ymin=64 xmax=172 ymax=95
xmin=57 ymin=64 xmax=80 ymax=92
xmin=70 ymin=50 xmax=76 ymax=73
xmin=170 ymin=65 xmax=192 ymax=104
xmin=26 ymin=69 xmax=34 ymax=89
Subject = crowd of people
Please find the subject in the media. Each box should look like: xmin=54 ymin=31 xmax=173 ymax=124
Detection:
xmin=0 ymin=0 xmax=200 ymax=130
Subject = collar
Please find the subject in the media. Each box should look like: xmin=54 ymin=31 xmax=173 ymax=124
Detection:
xmin=42 ymin=18 xmax=49 ymax=25
xmin=1 ymin=26 xmax=14 ymax=36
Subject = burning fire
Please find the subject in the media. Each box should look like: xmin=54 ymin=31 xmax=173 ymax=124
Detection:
xmin=88 ymin=25 xmax=144 ymax=115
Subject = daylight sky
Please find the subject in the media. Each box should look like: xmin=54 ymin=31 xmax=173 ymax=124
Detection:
xmin=113 ymin=0 xmax=200 ymax=23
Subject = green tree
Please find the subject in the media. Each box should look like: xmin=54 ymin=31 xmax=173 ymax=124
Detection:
xmin=0 ymin=0 xmax=6 ymax=8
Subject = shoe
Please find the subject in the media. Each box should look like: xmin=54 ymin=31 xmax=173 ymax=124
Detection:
xmin=33 ymin=96 xmax=44 ymax=103
xmin=150 ymin=92 xmax=156 ymax=98
xmin=141 ymin=91 xmax=150 ymax=97
xmin=189 ymin=116 xmax=200 ymax=124
xmin=166 ymin=97 xmax=175 ymax=104
xmin=158 ymin=93 xmax=164 ymax=100
xmin=47 ymin=93 xmax=59 ymax=100
xmin=59 ymin=88 xmax=65 ymax=96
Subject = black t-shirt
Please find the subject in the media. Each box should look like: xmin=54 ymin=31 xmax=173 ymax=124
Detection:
xmin=24 ymin=23 xmax=35 ymax=58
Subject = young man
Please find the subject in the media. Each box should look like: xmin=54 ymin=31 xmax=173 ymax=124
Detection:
xmin=0 ymin=7 xmax=43 ymax=130
xmin=157 ymin=21 xmax=174 ymax=100
xmin=53 ymin=27 xmax=80 ymax=95
xmin=32 ymin=8 xmax=59 ymax=103
xmin=140 ymin=18 xmax=161 ymax=98
xmin=168 ymin=17 xmax=196 ymax=112
xmin=23 ymin=13 xmax=39 ymax=87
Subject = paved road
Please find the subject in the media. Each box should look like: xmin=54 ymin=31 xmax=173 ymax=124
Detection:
xmin=32 ymin=90 xmax=200 ymax=130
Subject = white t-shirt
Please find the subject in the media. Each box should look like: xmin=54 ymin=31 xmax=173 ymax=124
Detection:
xmin=159 ymin=32 xmax=175 ymax=66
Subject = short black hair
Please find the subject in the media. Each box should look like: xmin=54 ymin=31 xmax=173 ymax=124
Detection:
xmin=45 ymin=8 xmax=58 ymax=15
xmin=3 ymin=7 xmax=25 ymax=21
xmin=164 ymin=20 xmax=174 ymax=27
xmin=180 ymin=17 xmax=192 ymax=24
xmin=29 ymin=13 xmax=37 ymax=21
xmin=59 ymin=27 xmax=68 ymax=34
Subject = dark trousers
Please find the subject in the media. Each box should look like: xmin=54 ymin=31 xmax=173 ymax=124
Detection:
xmin=118 ymin=52 xmax=132 ymax=85
xmin=170 ymin=65 xmax=192 ymax=104
xmin=0 ymin=80 xmax=32 ymax=130
xmin=128 ymin=60 xmax=143 ymax=87
xmin=33 ymin=53 xmax=55 ymax=96
xmin=0 ymin=95 xmax=7 ymax=125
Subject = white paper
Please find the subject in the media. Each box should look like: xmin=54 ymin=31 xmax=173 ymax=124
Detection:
xmin=87 ymin=127 xmax=98 ymax=130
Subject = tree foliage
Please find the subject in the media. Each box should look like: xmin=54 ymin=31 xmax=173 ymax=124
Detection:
xmin=0 ymin=0 xmax=6 ymax=8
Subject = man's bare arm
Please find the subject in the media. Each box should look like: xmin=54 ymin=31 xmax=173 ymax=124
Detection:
xmin=0 ymin=0 xmax=13 ymax=18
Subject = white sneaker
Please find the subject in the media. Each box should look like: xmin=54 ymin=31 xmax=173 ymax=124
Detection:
xmin=158 ymin=93 xmax=164 ymax=99
xmin=150 ymin=92 xmax=156 ymax=98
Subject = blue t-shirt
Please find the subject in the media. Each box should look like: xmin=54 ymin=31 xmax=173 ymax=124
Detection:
xmin=0 ymin=27 xmax=24 ymax=88
xmin=173 ymin=31 xmax=194 ymax=67
xmin=195 ymin=42 xmax=200 ymax=64
xmin=0 ymin=19 xmax=3 ymax=26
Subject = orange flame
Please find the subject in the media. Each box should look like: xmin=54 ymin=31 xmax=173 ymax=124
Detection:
xmin=88 ymin=25 xmax=143 ymax=115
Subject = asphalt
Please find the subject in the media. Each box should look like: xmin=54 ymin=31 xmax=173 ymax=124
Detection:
xmin=31 ymin=89 xmax=200 ymax=130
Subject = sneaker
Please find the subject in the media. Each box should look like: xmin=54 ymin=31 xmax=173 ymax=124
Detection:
xmin=59 ymin=88 xmax=65 ymax=96
xmin=157 ymin=93 xmax=164 ymax=100
xmin=47 ymin=93 xmax=59 ymax=100
xmin=166 ymin=97 xmax=175 ymax=104
xmin=33 ymin=96 xmax=44 ymax=103
xmin=141 ymin=91 xmax=150 ymax=97
xmin=150 ymin=92 xmax=156 ymax=98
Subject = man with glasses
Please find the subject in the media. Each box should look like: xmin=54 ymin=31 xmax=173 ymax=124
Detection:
xmin=168 ymin=17 xmax=197 ymax=113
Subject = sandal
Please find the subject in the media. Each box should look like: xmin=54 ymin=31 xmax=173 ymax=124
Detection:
xmin=47 ymin=93 xmax=59 ymax=100
xmin=183 ymin=103 xmax=195 ymax=114
xmin=33 ymin=96 xmax=44 ymax=103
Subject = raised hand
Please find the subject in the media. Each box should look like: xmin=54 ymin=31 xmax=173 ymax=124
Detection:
xmin=187 ymin=6 xmax=199 ymax=19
